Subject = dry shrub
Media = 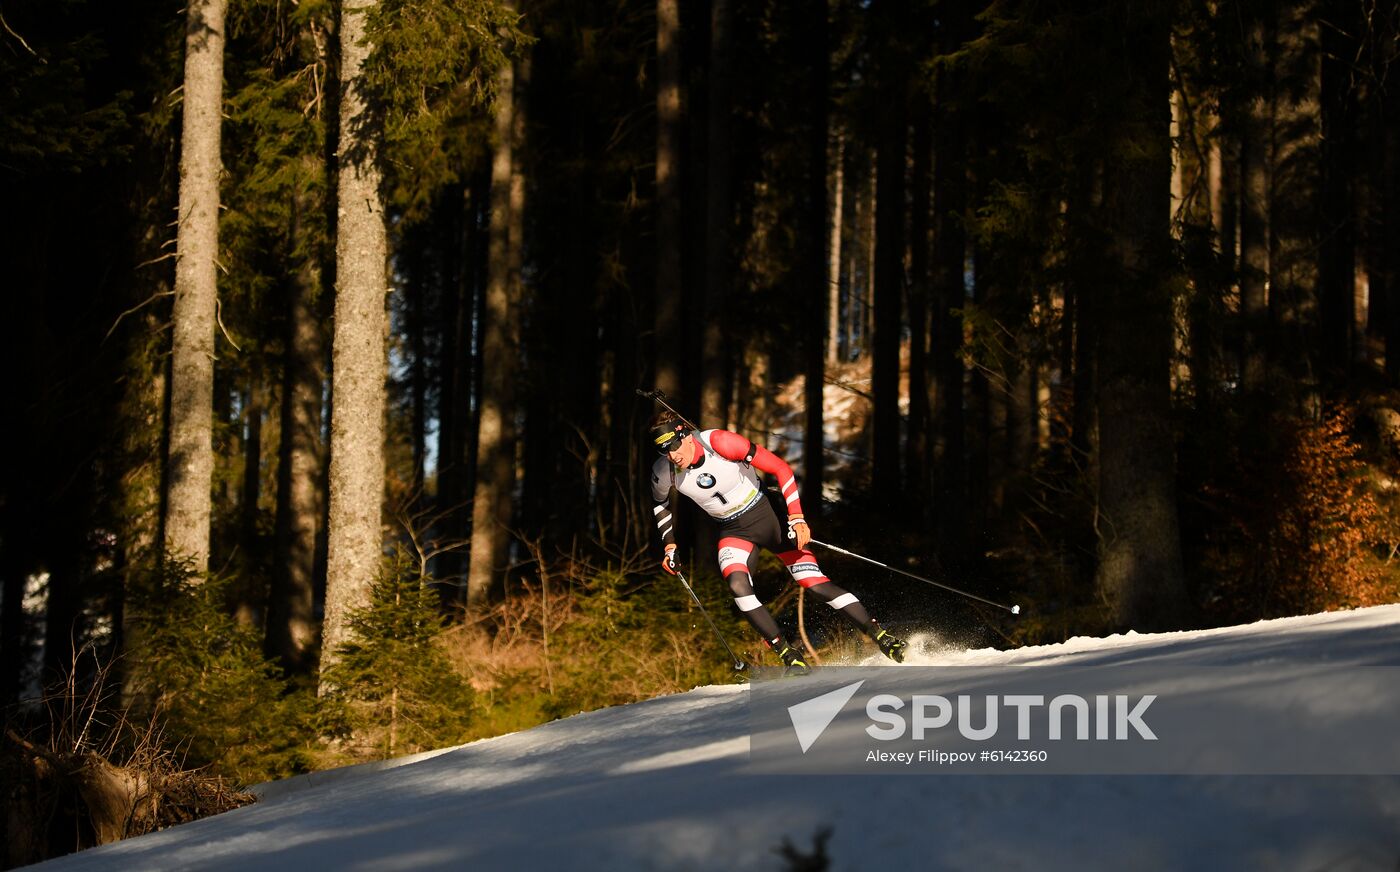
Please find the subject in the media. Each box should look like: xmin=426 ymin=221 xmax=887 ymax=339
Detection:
xmin=439 ymin=548 xmax=752 ymax=740
xmin=1200 ymin=406 xmax=1400 ymax=621
xmin=444 ymin=579 xmax=579 ymax=694
xmin=2 ymin=649 xmax=253 ymax=870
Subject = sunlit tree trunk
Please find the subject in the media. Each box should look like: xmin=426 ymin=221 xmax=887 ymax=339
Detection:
xmin=322 ymin=0 xmax=390 ymax=680
xmin=164 ymin=0 xmax=227 ymax=570
xmin=1212 ymin=124 xmax=1233 ymax=259
xmin=1178 ymin=85 xmax=1226 ymax=404
xmin=865 ymin=161 xmax=876 ymax=354
xmin=827 ymin=134 xmax=845 ymax=364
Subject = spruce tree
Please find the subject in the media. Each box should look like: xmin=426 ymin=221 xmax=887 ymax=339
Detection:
xmin=322 ymin=548 xmax=475 ymax=759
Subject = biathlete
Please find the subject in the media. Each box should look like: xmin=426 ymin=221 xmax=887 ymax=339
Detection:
xmin=647 ymin=411 xmax=907 ymax=675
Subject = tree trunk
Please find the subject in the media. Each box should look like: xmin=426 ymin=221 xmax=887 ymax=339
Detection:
xmin=408 ymin=263 xmax=428 ymax=497
xmin=1384 ymin=33 xmax=1400 ymax=382
xmin=655 ymin=0 xmax=684 ymax=398
xmin=1212 ymin=124 xmax=1234 ymax=260
xmin=117 ymin=281 xmax=170 ymax=706
xmin=1 ymin=506 xmax=32 ymax=704
xmin=235 ymin=379 xmax=263 ymax=627
xmin=267 ymin=230 xmax=324 ymax=674
xmin=848 ymin=161 xmax=870 ymax=358
xmin=682 ymin=0 xmax=710 ymax=416
xmin=701 ymin=0 xmax=733 ymax=427
xmin=905 ymin=100 xmax=932 ymax=509
xmin=467 ymin=55 xmax=522 ymax=613
xmin=799 ymin=2 xmax=829 ymax=522
xmin=322 ymin=0 xmax=390 ymax=680
xmin=1318 ymin=0 xmax=1357 ymax=381
xmin=827 ymin=135 xmax=845 ymax=364
xmin=689 ymin=0 xmax=734 ymax=563
xmin=164 ymin=0 xmax=227 ymax=571
xmin=870 ymin=0 xmax=906 ymax=499
xmin=42 ymin=512 xmax=87 ymax=679
xmin=929 ymin=25 xmax=967 ymax=559
xmin=1181 ymin=97 xmax=1226 ymax=407
xmin=1006 ymin=350 xmax=1036 ymax=500
xmin=967 ymin=246 xmax=991 ymax=558
xmin=1239 ymin=8 xmax=1272 ymax=393
xmin=604 ymin=275 xmax=644 ymax=547
xmin=1051 ymin=270 xmax=1076 ymax=465
xmin=1220 ymin=134 xmax=1240 ymax=263
xmin=1093 ymin=0 xmax=1189 ymax=630
xmin=1268 ymin=2 xmax=1322 ymax=411
xmin=864 ymin=161 xmax=876 ymax=356
xmin=434 ymin=183 xmax=476 ymax=596
xmin=211 ymin=370 xmax=233 ymax=561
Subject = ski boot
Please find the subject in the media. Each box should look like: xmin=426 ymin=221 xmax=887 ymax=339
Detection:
xmin=774 ymin=642 xmax=812 ymax=677
xmin=874 ymin=629 xmax=907 ymax=663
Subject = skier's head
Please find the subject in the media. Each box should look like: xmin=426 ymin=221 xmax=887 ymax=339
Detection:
xmin=649 ymin=411 xmax=693 ymax=462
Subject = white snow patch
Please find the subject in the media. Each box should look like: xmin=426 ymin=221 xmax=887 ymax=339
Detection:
xmin=30 ymin=604 xmax=1400 ymax=872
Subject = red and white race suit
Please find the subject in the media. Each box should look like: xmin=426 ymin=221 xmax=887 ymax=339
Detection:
xmin=649 ymin=429 xmax=802 ymax=542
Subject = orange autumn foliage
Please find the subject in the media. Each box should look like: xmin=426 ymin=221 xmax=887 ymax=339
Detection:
xmin=1201 ymin=407 xmax=1400 ymax=621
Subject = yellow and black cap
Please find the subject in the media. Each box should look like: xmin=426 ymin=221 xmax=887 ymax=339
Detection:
xmin=650 ymin=418 xmax=689 ymax=455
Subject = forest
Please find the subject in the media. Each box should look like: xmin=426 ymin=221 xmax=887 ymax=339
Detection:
xmin=2 ymin=0 xmax=1400 ymax=862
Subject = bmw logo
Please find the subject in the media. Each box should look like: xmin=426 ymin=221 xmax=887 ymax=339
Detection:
xmin=697 ymin=473 xmax=717 ymax=489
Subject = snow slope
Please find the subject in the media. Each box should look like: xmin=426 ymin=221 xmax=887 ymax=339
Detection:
xmin=33 ymin=605 xmax=1400 ymax=872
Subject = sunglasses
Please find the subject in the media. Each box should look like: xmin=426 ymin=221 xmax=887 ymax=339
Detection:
xmin=654 ymin=433 xmax=686 ymax=455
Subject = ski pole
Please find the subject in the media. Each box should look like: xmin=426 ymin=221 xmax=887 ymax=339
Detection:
xmin=806 ymin=538 xmax=1022 ymax=615
xmin=674 ymin=567 xmax=748 ymax=672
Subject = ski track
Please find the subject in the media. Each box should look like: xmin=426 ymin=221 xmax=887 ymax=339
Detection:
xmin=31 ymin=604 xmax=1400 ymax=872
